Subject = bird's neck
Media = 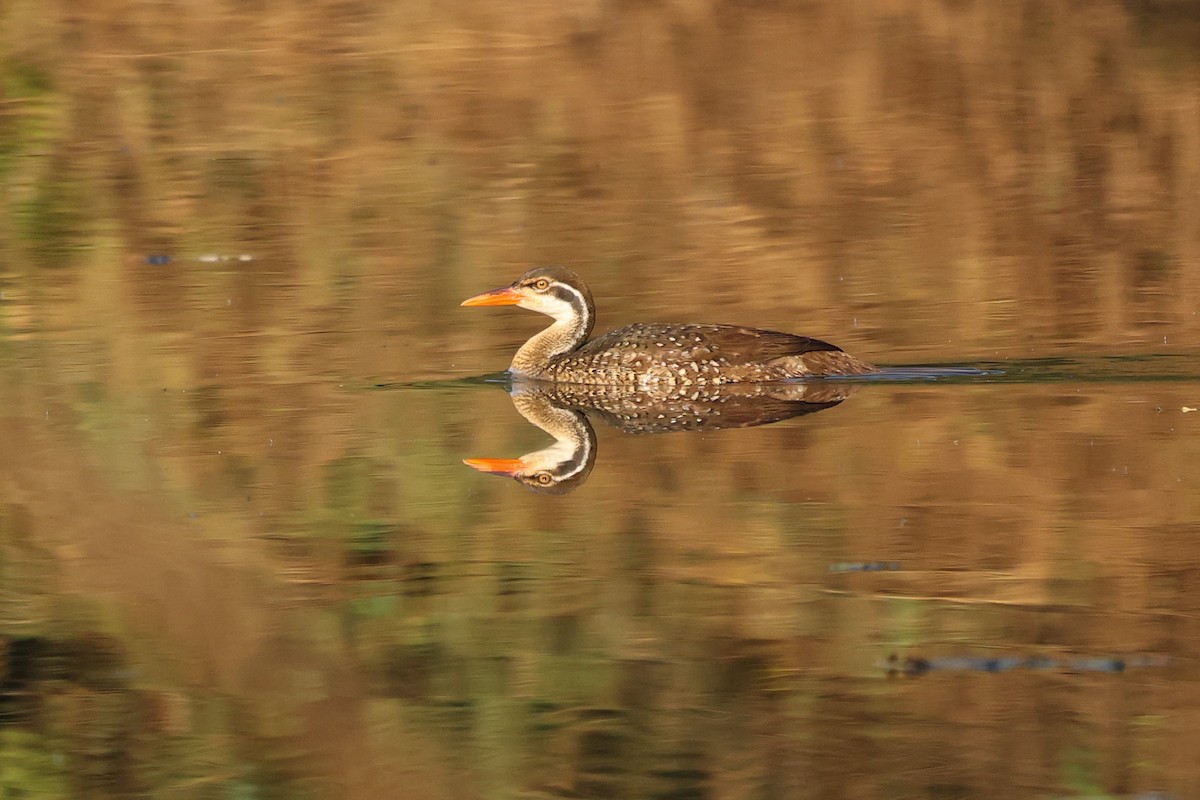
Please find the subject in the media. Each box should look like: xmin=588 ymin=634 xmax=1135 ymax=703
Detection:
xmin=510 ymin=308 xmax=592 ymax=375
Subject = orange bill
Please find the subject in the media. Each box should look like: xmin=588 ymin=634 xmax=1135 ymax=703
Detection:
xmin=461 ymin=286 xmax=522 ymax=307
xmin=462 ymin=457 xmax=526 ymax=475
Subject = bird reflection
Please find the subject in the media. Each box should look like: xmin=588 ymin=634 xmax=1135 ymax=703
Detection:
xmin=463 ymin=379 xmax=856 ymax=494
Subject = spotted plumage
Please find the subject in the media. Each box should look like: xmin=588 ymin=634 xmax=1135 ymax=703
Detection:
xmin=536 ymin=377 xmax=857 ymax=435
xmin=462 ymin=265 xmax=875 ymax=384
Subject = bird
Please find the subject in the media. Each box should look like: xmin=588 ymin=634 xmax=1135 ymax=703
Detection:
xmin=461 ymin=266 xmax=875 ymax=385
xmin=462 ymin=378 xmax=855 ymax=494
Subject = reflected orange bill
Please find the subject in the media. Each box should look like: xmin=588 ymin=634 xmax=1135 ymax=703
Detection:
xmin=462 ymin=457 xmax=525 ymax=475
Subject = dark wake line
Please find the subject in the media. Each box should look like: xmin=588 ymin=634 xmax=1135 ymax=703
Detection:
xmin=374 ymin=353 xmax=1200 ymax=391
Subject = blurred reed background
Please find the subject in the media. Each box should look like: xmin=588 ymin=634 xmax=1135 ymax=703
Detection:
xmin=3 ymin=0 xmax=1198 ymax=368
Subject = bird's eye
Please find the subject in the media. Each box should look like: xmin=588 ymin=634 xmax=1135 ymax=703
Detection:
xmin=535 ymin=472 xmax=554 ymax=485
xmin=532 ymin=278 xmax=551 ymax=291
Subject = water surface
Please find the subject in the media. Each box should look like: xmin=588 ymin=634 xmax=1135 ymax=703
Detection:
xmin=2 ymin=1 xmax=1199 ymax=798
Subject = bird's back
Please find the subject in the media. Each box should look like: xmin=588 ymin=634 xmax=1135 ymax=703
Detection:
xmin=546 ymin=323 xmax=873 ymax=384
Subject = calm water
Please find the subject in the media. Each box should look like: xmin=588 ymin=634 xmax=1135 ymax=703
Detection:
xmin=2 ymin=1 xmax=1200 ymax=798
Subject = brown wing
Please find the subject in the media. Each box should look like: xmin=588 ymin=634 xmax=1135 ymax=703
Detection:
xmin=582 ymin=323 xmax=842 ymax=363
xmin=678 ymin=324 xmax=845 ymax=361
